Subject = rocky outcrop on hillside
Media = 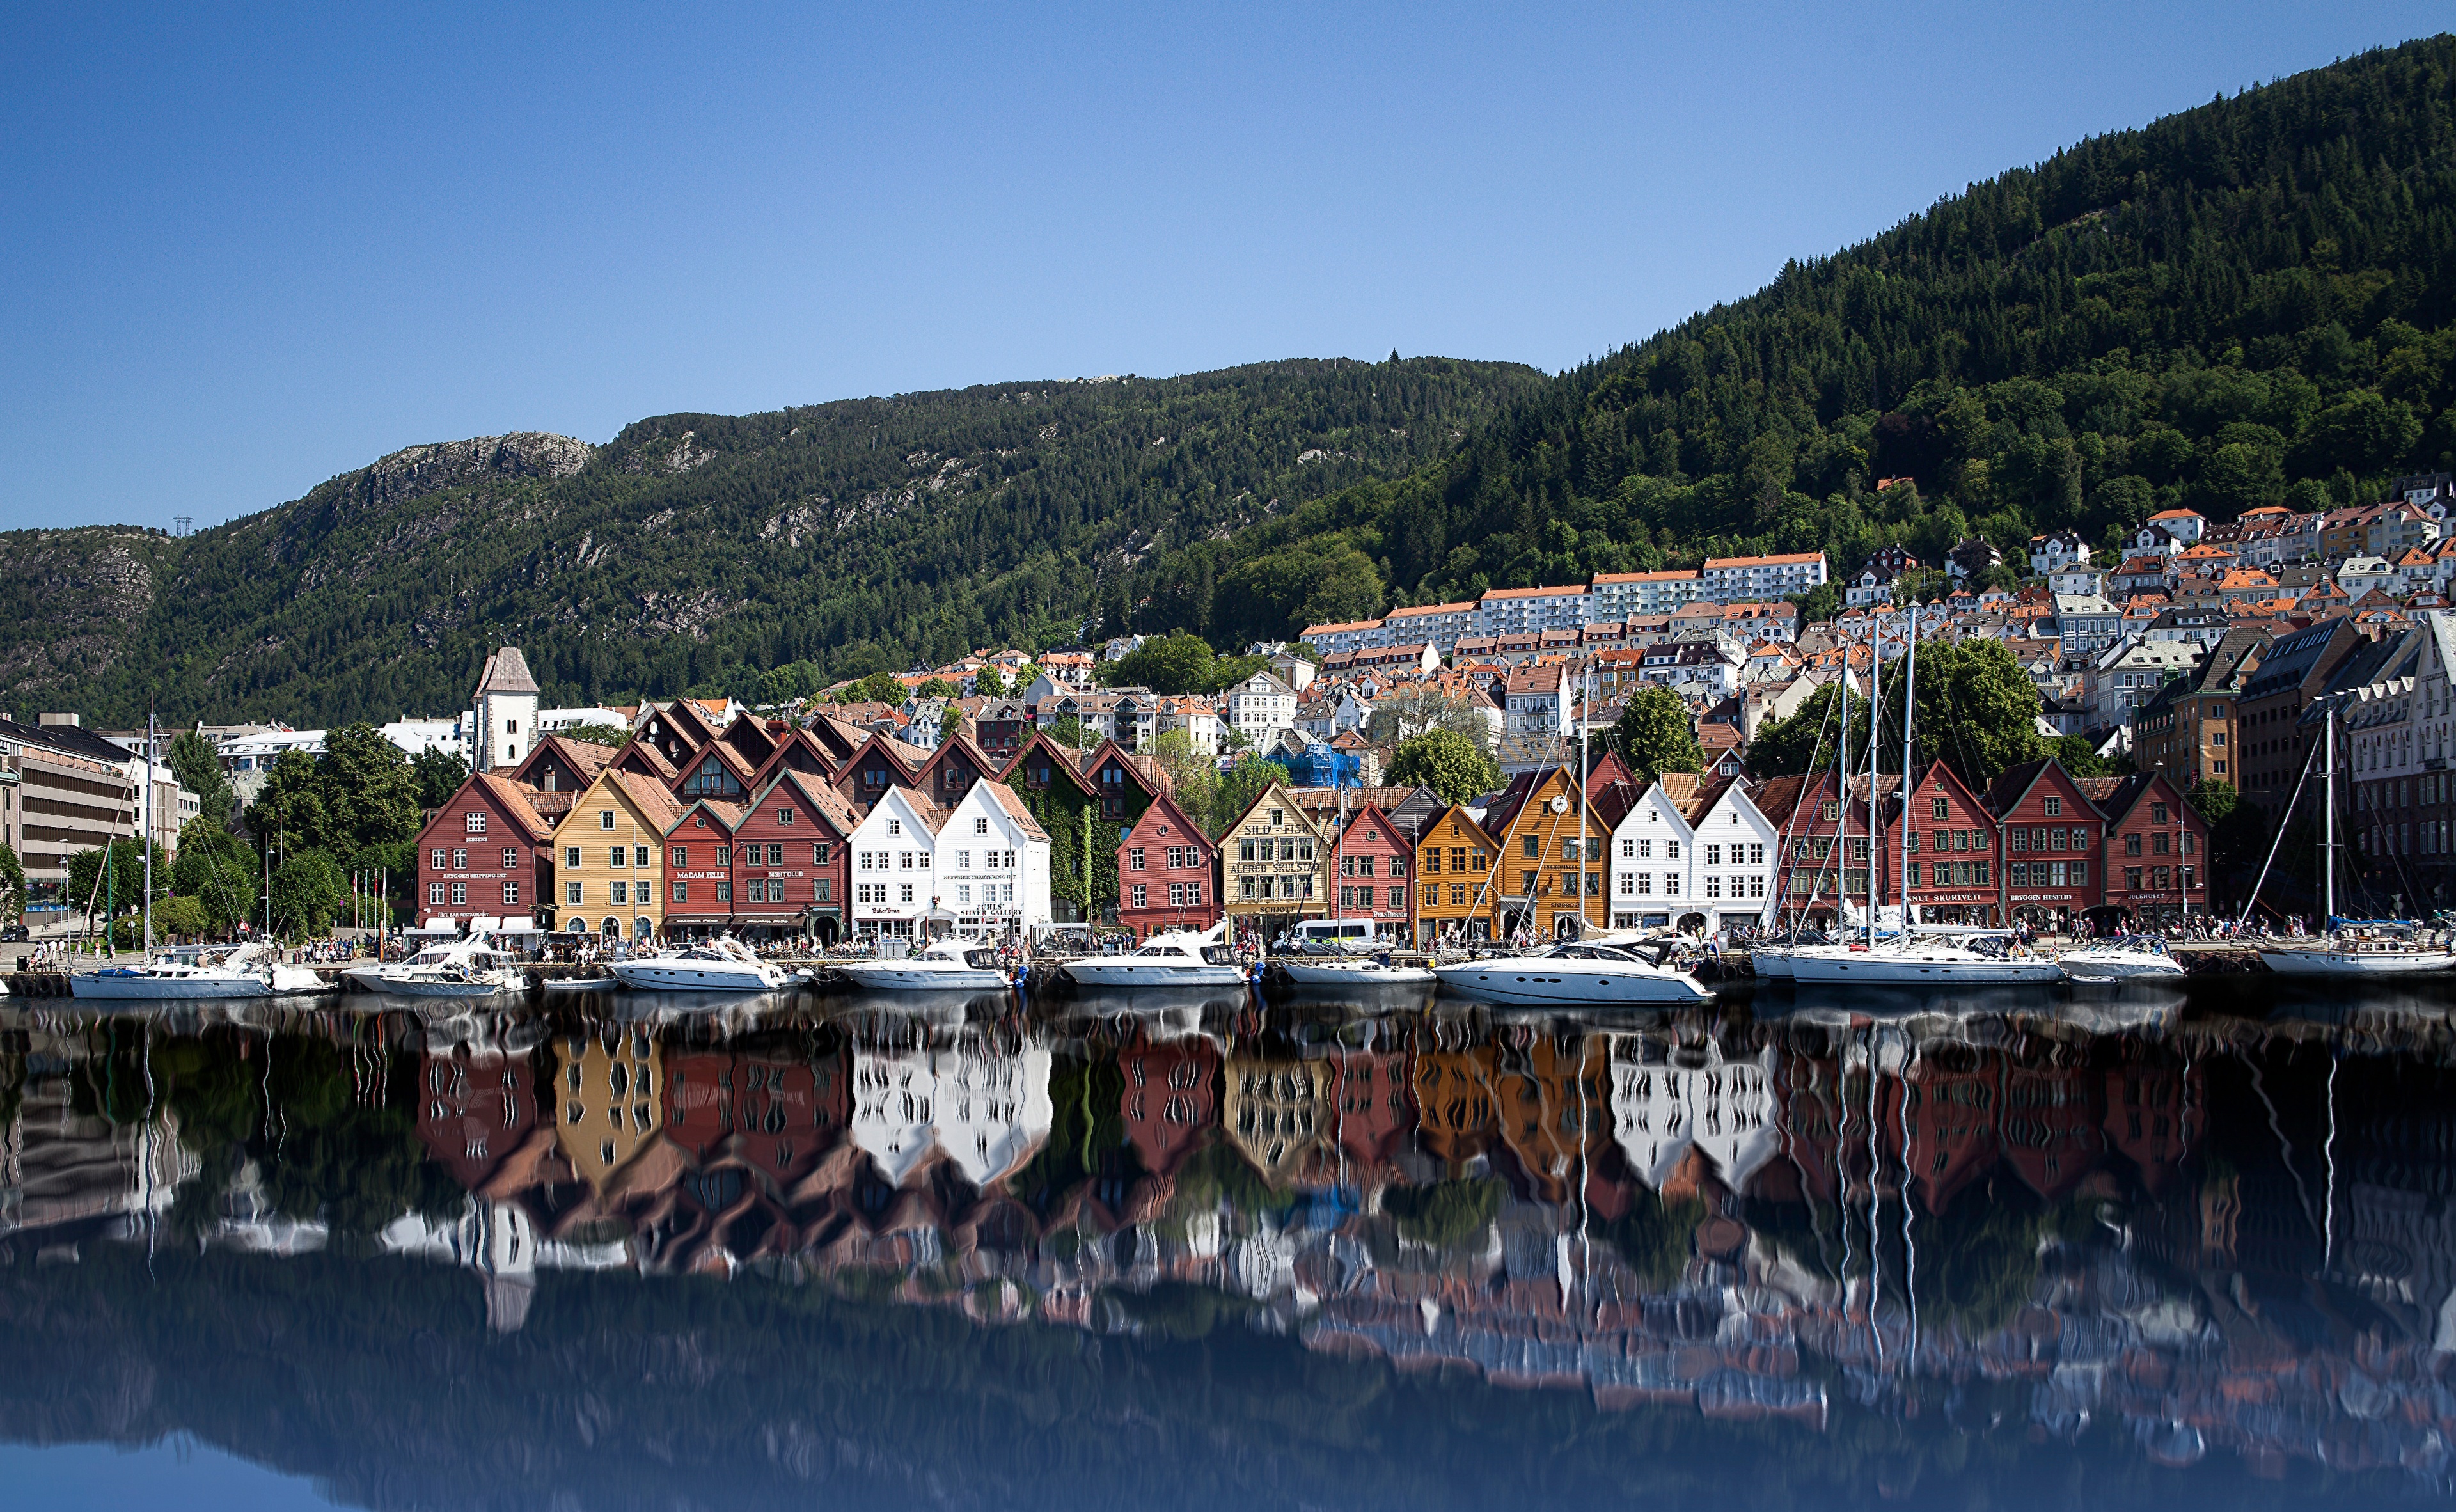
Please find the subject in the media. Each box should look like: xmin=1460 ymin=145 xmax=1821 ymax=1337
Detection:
xmin=0 ymin=528 xmax=164 ymax=696
xmin=349 ymin=432 xmax=593 ymax=510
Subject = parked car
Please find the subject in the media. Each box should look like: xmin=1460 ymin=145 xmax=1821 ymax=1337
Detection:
xmin=0 ymin=924 xmax=28 ymax=942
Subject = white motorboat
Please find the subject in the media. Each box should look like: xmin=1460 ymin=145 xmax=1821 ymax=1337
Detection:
xmin=837 ymin=936 xmax=1016 ymax=992
xmin=610 ymin=936 xmax=797 ymax=993
xmin=69 ymin=941 xmax=327 ymax=1001
xmin=1788 ymin=936 xmax=2063 ymax=987
xmin=1061 ymin=922 xmax=1249 ymax=989
xmin=1433 ymin=936 xmax=1710 ymax=1005
xmin=345 ymin=934 xmax=528 ymax=998
xmin=2059 ymin=934 xmax=2187 ymax=984
xmin=1276 ymin=955 xmax=1436 ymax=986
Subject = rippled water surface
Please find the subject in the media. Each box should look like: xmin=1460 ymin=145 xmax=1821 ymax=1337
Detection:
xmin=6 ymin=978 xmax=2456 ymax=1509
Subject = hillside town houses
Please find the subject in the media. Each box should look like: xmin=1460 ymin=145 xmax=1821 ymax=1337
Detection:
xmin=54 ymin=471 xmax=2456 ymax=940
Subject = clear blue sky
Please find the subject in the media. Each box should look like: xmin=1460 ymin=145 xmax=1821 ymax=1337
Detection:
xmin=3 ymin=2 xmax=2448 ymax=534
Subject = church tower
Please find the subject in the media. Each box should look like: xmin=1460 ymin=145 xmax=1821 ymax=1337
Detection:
xmin=471 ymin=647 xmax=541 ymax=774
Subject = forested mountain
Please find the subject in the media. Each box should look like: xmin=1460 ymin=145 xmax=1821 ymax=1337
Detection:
xmin=0 ymin=359 xmax=1538 ymax=726
xmin=1135 ymin=36 xmax=2456 ymax=642
xmin=9 ymin=37 xmax=2456 ymax=725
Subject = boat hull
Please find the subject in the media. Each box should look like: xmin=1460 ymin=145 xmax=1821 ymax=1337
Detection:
xmin=2058 ymin=954 xmax=2185 ymax=984
xmin=1061 ymin=961 xmax=1248 ymax=989
xmin=70 ymin=972 xmax=285 ymax=1001
xmin=610 ymin=962 xmax=791 ymax=992
xmin=1788 ymin=950 xmax=2062 ymax=986
xmin=1277 ymin=960 xmax=1435 ymax=986
xmin=1433 ymin=961 xmax=1710 ymax=1005
xmin=835 ymin=963 xmax=1012 ymax=991
xmin=2258 ymin=949 xmax=2456 ymax=976
xmin=1751 ymin=949 xmax=1795 ymax=980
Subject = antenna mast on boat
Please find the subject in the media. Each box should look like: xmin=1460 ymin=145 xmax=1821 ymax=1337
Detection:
xmin=1579 ymin=656 xmax=1590 ymax=936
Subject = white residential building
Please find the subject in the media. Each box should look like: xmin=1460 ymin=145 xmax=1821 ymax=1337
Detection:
xmin=2339 ymin=555 xmax=2402 ymax=597
xmin=1224 ymin=671 xmax=1300 ymax=743
xmin=937 ymin=780 xmax=1053 ymax=938
xmin=1502 ymin=663 xmax=1571 ymax=736
xmin=2054 ymin=594 xmax=2123 ymax=656
xmin=1608 ymin=778 xmax=1777 ymax=933
xmin=1383 ymin=600 xmax=1479 ymax=650
xmin=847 ymin=787 xmax=943 ymax=940
xmin=1699 ymin=551 xmax=1827 ymax=602
xmin=1589 ymin=570 xmax=1707 ymax=622
xmin=1476 ymin=585 xmax=1590 ymax=638
xmin=2028 ymin=530 xmax=2091 ymax=577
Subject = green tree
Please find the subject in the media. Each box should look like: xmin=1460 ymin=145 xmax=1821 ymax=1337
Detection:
xmin=1147 ymin=729 xmax=1218 ymax=824
xmin=167 ymin=728 xmax=237 ymax=830
xmin=171 ymin=820 xmax=259 ymax=935
xmin=1387 ymin=729 xmax=1500 ymax=805
xmin=556 ymin=723 xmax=631 ymax=750
xmin=1105 ymin=632 xmax=1222 ymax=694
xmin=67 ymin=839 xmax=165 ymax=930
xmin=409 ymin=744 xmax=469 ymax=810
xmin=316 ymin=725 xmax=423 ymax=857
xmin=1744 ymin=682 xmax=1871 ymax=777
xmin=2050 ymin=734 xmax=2111 ymax=778
xmin=973 ymin=666 xmax=1008 ymax=698
xmin=938 ymin=704 xmax=966 ymax=743
xmin=270 ymin=848 xmax=347 ymax=937
xmin=1364 ymin=687 xmax=1492 ymax=750
xmin=858 ymin=671 xmax=909 ymax=705
xmin=154 ymin=895 xmax=212 ymax=939
xmin=1607 ymin=687 xmax=1703 ymax=782
xmin=916 ymin=676 xmax=959 ymax=700
xmin=0 ymin=841 xmax=24 ymax=922
xmin=1882 ymin=637 xmax=2046 ymax=787
xmin=1039 ymin=714 xmax=1087 ymax=752
xmin=1209 ymin=754 xmax=1290 ymax=838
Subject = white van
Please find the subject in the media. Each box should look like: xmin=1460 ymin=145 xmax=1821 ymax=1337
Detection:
xmin=1289 ymin=918 xmax=1380 ymax=954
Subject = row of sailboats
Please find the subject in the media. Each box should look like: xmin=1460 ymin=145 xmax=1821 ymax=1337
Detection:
xmin=1781 ymin=608 xmax=2065 ymax=986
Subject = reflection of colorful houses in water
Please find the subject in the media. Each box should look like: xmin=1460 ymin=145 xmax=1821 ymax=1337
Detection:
xmin=1997 ymin=1055 xmax=2102 ymax=1201
xmin=1411 ymin=1044 xmax=1498 ymax=1167
xmin=1224 ymin=1054 xmax=1331 ymax=1185
xmin=1326 ymin=1045 xmax=1413 ymax=1166
xmin=415 ymin=1044 xmax=539 ymax=1192
xmin=665 ymin=1046 xmax=848 ymax=1192
xmin=1492 ymin=1034 xmax=1610 ymax=1202
xmin=1608 ymin=1039 xmax=1779 ymax=1193
xmin=849 ymin=1042 xmax=1054 ymax=1190
xmin=1119 ymin=1037 xmax=1219 ymax=1177
xmin=2102 ymin=1056 xmax=2202 ymax=1193
xmin=553 ymin=1029 xmax=664 ymax=1191
xmin=1885 ymin=1050 xmax=1999 ymax=1211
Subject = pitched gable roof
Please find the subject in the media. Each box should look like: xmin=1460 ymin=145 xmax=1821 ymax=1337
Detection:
xmin=475 ymin=647 xmax=540 ymax=696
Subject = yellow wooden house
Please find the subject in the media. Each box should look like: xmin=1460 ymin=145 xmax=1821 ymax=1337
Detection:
xmin=1410 ymin=804 xmax=1502 ymax=946
xmin=1219 ymin=781 xmax=1327 ymax=938
xmin=553 ymin=770 xmax=682 ymax=943
xmin=1481 ymin=766 xmax=1607 ymax=941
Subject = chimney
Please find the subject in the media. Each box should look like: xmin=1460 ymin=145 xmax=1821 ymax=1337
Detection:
xmin=38 ymin=713 xmax=79 ymax=727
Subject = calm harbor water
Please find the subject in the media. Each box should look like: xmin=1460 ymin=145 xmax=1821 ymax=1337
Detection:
xmin=3 ymin=979 xmax=2453 ymax=1509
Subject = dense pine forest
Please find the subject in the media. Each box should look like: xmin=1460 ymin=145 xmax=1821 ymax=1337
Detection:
xmin=6 ymin=37 xmax=2456 ymax=723
xmin=0 ymin=359 xmax=1538 ymax=725
xmin=1141 ymin=36 xmax=2456 ymax=642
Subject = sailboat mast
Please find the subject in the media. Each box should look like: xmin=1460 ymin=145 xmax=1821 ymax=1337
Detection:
xmin=142 ymin=706 xmax=155 ymax=954
xmin=1836 ymin=647 xmax=1852 ymax=925
xmin=1900 ymin=606 xmax=1917 ymax=934
xmin=1866 ymin=618 xmax=1880 ymax=950
xmin=1579 ymin=659 xmax=1590 ymax=934
xmin=2324 ymin=702 xmax=2336 ymax=929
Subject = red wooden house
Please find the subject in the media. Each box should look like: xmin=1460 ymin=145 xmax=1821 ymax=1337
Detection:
xmin=637 ymin=699 xmax=721 ymax=769
xmin=664 ymin=1044 xmax=848 ymax=1195
xmin=1875 ymin=761 xmax=2003 ymax=925
xmin=661 ymin=799 xmax=746 ymax=936
xmin=1326 ymin=802 xmax=1413 ymax=933
xmin=1118 ymin=1034 xmax=1220 ymax=1179
xmin=414 ymin=1043 xmax=540 ymax=1192
xmin=832 ymin=730 xmax=927 ymax=815
xmin=1883 ymin=1050 xmax=2000 ymax=1213
xmin=414 ymin=774 xmax=556 ymax=931
xmin=1984 ymin=758 xmax=2109 ymax=933
xmin=1115 ymin=792 xmax=1221 ymax=939
xmin=728 ymin=769 xmax=859 ymax=943
xmin=1759 ymin=769 xmax=1896 ymax=927
xmin=2083 ymin=771 xmax=2212 ymax=925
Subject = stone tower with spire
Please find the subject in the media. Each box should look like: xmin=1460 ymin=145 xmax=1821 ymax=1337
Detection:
xmin=471 ymin=647 xmax=540 ymax=775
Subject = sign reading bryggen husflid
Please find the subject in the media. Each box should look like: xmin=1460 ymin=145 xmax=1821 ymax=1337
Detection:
xmin=1762 ymin=757 xmax=2210 ymax=928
